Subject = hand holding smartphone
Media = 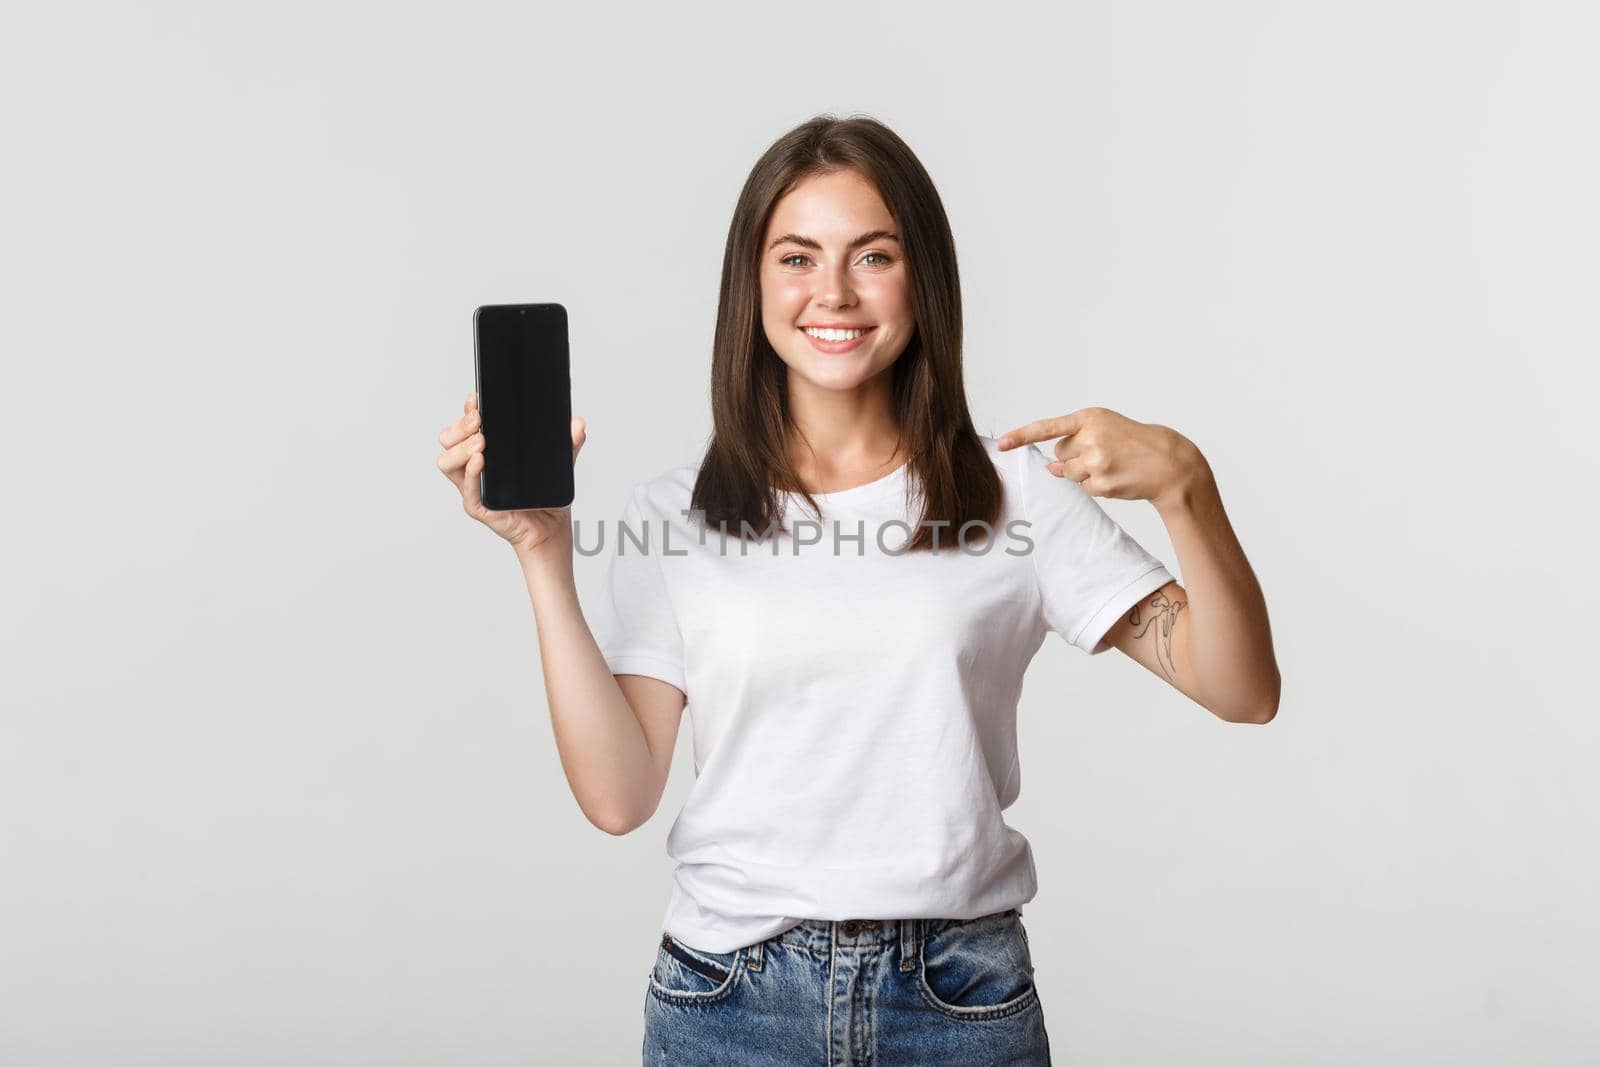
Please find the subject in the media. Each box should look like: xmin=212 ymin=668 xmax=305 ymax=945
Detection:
xmin=435 ymin=303 xmax=582 ymax=559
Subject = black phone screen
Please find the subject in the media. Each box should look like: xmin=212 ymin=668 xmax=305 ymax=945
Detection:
xmin=472 ymin=303 xmax=574 ymax=511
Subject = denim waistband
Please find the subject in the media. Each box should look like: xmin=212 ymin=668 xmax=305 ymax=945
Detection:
xmin=750 ymin=907 xmax=1021 ymax=975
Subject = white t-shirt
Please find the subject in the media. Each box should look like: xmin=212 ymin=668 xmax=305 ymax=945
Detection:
xmin=591 ymin=434 xmax=1175 ymax=953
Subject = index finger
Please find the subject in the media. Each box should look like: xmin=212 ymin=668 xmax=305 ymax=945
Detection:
xmin=996 ymin=411 xmax=1084 ymax=451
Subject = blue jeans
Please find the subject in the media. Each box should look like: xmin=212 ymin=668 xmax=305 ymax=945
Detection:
xmin=643 ymin=907 xmax=1051 ymax=1065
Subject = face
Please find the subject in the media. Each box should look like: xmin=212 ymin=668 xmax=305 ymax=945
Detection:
xmin=759 ymin=169 xmax=915 ymax=393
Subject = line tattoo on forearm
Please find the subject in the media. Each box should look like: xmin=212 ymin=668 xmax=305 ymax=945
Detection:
xmin=1127 ymin=591 xmax=1186 ymax=679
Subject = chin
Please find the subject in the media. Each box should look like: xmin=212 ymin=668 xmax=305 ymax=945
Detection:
xmin=791 ymin=359 xmax=886 ymax=392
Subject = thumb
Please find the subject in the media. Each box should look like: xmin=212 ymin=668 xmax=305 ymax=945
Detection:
xmin=571 ymin=416 xmax=587 ymax=461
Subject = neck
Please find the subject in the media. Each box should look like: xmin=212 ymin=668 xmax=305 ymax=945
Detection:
xmin=783 ymin=368 xmax=904 ymax=486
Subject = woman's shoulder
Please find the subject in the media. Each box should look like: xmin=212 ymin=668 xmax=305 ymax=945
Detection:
xmin=974 ymin=430 xmax=1037 ymax=484
xmin=973 ymin=430 xmax=1064 ymax=520
xmin=624 ymin=460 xmax=701 ymax=517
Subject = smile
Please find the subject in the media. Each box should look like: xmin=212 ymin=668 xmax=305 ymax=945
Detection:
xmin=799 ymin=325 xmax=876 ymax=352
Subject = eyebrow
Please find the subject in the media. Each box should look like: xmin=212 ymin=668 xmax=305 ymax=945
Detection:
xmin=766 ymin=229 xmax=900 ymax=252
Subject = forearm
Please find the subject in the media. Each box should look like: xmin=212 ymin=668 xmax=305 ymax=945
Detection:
xmin=517 ymin=545 xmax=659 ymax=833
xmin=1154 ymin=448 xmax=1280 ymax=722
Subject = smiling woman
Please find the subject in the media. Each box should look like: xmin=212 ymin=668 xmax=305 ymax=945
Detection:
xmin=476 ymin=111 xmax=1281 ymax=1066
xmin=589 ymin=114 xmax=1066 ymax=1066
xmin=693 ymin=116 xmax=1004 ymax=544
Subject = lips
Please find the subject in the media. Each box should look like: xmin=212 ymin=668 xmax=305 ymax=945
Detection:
xmin=799 ymin=325 xmax=876 ymax=353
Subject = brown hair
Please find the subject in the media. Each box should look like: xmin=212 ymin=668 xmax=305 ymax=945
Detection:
xmin=689 ymin=113 xmax=1002 ymax=552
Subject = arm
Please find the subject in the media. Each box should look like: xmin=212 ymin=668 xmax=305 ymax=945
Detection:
xmin=1101 ymin=450 xmax=1280 ymax=723
xmin=437 ymin=397 xmax=680 ymax=834
xmin=518 ymin=541 xmax=685 ymax=834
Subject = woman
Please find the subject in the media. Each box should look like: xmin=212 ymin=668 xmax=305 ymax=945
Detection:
xmin=436 ymin=114 xmax=1280 ymax=1065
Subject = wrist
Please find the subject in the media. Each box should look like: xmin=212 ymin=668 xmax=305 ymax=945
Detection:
xmin=515 ymin=536 xmax=574 ymax=579
xmin=1154 ymin=436 xmax=1216 ymax=516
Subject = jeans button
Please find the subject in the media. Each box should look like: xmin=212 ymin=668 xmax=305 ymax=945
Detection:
xmin=841 ymin=921 xmax=860 ymax=936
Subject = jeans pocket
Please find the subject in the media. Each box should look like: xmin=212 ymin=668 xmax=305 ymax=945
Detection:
xmin=917 ymin=908 xmax=1040 ymax=1021
xmin=649 ymin=932 xmax=746 ymax=1005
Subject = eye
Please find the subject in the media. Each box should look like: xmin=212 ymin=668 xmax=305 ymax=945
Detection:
xmin=779 ymin=251 xmax=894 ymax=268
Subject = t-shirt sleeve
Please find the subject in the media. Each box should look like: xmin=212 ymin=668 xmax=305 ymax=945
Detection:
xmin=1019 ymin=443 xmax=1177 ymax=655
xmin=591 ymin=484 xmax=688 ymax=692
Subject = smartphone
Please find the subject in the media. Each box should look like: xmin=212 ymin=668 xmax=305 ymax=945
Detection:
xmin=472 ymin=302 xmax=574 ymax=511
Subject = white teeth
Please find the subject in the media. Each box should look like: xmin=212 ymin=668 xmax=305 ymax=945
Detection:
xmin=803 ymin=326 xmax=866 ymax=341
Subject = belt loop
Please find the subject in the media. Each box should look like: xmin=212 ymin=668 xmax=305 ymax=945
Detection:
xmin=746 ymin=937 xmax=764 ymax=971
xmin=899 ymin=917 xmax=918 ymax=973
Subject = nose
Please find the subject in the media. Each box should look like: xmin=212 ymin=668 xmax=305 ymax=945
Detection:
xmin=814 ymin=259 xmax=856 ymax=310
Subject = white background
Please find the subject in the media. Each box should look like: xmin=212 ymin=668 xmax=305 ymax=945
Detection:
xmin=3 ymin=2 xmax=1595 ymax=1064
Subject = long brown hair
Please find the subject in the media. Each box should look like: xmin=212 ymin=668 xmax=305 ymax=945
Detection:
xmin=690 ymin=113 xmax=1002 ymax=553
